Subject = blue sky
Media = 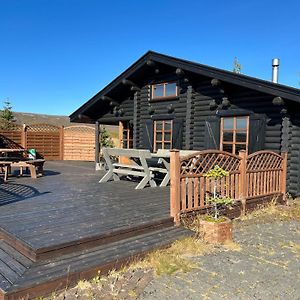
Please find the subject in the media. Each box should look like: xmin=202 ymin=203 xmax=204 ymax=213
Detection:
xmin=1 ymin=0 xmax=299 ymax=115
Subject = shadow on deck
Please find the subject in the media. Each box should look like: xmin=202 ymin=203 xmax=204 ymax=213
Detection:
xmin=0 ymin=161 xmax=191 ymax=299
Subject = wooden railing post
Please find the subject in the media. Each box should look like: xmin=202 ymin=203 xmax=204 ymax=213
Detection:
xmin=170 ymin=149 xmax=181 ymax=226
xmin=238 ymin=150 xmax=247 ymax=216
xmin=21 ymin=124 xmax=27 ymax=148
xmin=60 ymin=126 xmax=64 ymax=160
xmin=281 ymin=152 xmax=288 ymax=203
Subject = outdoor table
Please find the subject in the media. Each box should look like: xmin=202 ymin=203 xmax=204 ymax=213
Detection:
xmin=0 ymin=148 xmax=27 ymax=162
xmin=151 ymin=150 xmax=200 ymax=186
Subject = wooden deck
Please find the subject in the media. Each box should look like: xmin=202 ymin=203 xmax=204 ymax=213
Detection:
xmin=0 ymin=161 xmax=191 ymax=299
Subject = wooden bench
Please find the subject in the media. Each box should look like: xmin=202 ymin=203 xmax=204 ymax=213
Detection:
xmin=11 ymin=159 xmax=45 ymax=179
xmin=100 ymin=148 xmax=168 ymax=189
xmin=0 ymin=161 xmax=12 ymax=182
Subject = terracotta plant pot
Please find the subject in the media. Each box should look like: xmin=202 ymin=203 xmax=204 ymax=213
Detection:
xmin=200 ymin=217 xmax=233 ymax=244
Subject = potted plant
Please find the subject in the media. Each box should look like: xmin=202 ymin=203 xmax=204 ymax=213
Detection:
xmin=200 ymin=165 xmax=234 ymax=244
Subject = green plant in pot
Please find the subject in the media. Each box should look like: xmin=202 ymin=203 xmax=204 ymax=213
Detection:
xmin=200 ymin=165 xmax=234 ymax=244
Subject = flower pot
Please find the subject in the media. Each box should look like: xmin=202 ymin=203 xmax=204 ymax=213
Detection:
xmin=200 ymin=217 xmax=233 ymax=244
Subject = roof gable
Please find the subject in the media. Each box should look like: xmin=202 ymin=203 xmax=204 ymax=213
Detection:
xmin=70 ymin=51 xmax=300 ymax=121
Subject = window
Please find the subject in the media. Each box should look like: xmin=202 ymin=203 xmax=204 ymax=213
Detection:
xmin=153 ymin=120 xmax=173 ymax=152
xmin=120 ymin=121 xmax=133 ymax=149
xmin=220 ymin=116 xmax=249 ymax=155
xmin=151 ymin=82 xmax=178 ymax=100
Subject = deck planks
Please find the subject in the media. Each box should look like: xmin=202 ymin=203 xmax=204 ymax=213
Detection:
xmin=0 ymin=161 xmax=192 ymax=299
xmin=0 ymin=161 xmax=170 ymax=251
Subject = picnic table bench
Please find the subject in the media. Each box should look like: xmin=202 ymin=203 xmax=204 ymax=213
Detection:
xmin=0 ymin=161 xmax=12 ymax=182
xmin=100 ymin=148 xmax=167 ymax=189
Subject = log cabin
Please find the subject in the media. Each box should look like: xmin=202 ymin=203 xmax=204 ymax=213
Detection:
xmin=70 ymin=51 xmax=300 ymax=196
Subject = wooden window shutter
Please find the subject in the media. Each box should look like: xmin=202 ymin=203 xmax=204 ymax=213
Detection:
xmin=248 ymin=115 xmax=266 ymax=153
xmin=204 ymin=116 xmax=221 ymax=149
xmin=172 ymin=118 xmax=183 ymax=149
xmin=142 ymin=120 xmax=153 ymax=151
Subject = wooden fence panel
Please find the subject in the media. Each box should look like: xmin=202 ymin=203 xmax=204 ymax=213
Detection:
xmin=178 ymin=150 xmax=242 ymax=213
xmin=170 ymin=149 xmax=287 ymax=222
xmin=246 ymin=151 xmax=285 ymax=198
xmin=0 ymin=124 xmax=23 ymax=148
xmin=26 ymin=124 xmax=61 ymax=160
xmin=63 ymin=126 xmax=95 ymax=161
xmin=0 ymin=123 xmax=96 ymax=161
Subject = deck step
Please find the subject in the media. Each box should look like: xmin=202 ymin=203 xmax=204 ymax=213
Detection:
xmin=0 ymin=217 xmax=174 ymax=262
xmin=0 ymin=239 xmax=34 ymax=295
xmin=2 ymin=226 xmax=193 ymax=299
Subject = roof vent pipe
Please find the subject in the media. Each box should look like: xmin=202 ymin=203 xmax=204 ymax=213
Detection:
xmin=272 ymin=58 xmax=280 ymax=83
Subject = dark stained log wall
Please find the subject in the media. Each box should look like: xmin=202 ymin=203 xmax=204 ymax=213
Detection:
xmin=95 ymin=73 xmax=300 ymax=196
xmin=289 ymin=111 xmax=300 ymax=195
xmin=96 ymin=96 xmax=134 ymax=123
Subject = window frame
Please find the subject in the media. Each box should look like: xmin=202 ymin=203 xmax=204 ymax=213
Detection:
xmin=220 ymin=116 xmax=249 ymax=155
xmin=153 ymin=120 xmax=173 ymax=152
xmin=119 ymin=121 xmax=133 ymax=149
xmin=151 ymin=82 xmax=178 ymax=100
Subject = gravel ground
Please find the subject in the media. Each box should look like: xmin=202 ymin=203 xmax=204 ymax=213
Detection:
xmin=54 ymin=214 xmax=300 ymax=300
xmin=139 ymin=220 xmax=300 ymax=300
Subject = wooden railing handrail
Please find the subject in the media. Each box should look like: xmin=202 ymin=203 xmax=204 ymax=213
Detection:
xmin=179 ymin=149 xmax=241 ymax=162
xmin=247 ymin=150 xmax=283 ymax=159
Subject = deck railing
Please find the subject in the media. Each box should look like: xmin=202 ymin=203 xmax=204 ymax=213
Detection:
xmin=170 ymin=149 xmax=287 ymax=224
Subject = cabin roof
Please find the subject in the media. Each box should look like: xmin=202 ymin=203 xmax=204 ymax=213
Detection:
xmin=70 ymin=51 xmax=300 ymax=122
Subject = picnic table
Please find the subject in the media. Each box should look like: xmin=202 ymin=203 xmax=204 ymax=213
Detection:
xmin=99 ymin=148 xmax=199 ymax=189
xmin=152 ymin=149 xmax=199 ymax=186
xmin=0 ymin=148 xmax=45 ymax=180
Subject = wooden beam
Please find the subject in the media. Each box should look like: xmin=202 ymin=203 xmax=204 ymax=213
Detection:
xmin=272 ymin=96 xmax=285 ymax=106
xmin=133 ymin=91 xmax=138 ymax=148
xmin=95 ymin=121 xmax=100 ymax=164
xmin=167 ymin=104 xmax=174 ymax=113
xmin=211 ymin=78 xmax=222 ymax=87
xmin=109 ymin=101 xmax=119 ymax=107
xmin=122 ymin=79 xmax=141 ymax=91
xmin=185 ymin=85 xmax=192 ymax=149
xmin=101 ymin=95 xmax=114 ymax=102
xmin=146 ymin=59 xmax=156 ymax=67
xmin=221 ymin=97 xmax=230 ymax=108
xmin=170 ymin=150 xmax=181 ymax=225
xmin=131 ymin=86 xmax=140 ymax=92
xmin=119 ymin=121 xmax=123 ymax=148
xmin=175 ymin=68 xmax=185 ymax=77
xmin=78 ymin=114 xmax=93 ymax=123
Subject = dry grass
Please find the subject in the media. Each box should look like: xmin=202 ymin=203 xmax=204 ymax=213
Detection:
xmin=131 ymin=237 xmax=216 ymax=276
xmin=236 ymin=199 xmax=300 ymax=224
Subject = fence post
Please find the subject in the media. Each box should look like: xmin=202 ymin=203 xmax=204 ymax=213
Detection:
xmin=238 ymin=150 xmax=247 ymax=216
xmin=21 ymin=124 xmax=27 ymax=148
xmin=170 ymin=149 xmax=181 ymax=226
xmin=60 ymin=126 xmax=64 ymax=160
xmin=281 ymin=152 xmax=288 ymax=204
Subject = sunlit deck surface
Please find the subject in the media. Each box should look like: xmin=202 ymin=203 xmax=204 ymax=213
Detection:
xmin=0 ymin=161 xmax=192 ymax=299
xmin=0 ymin=161 xmax=170 ymax=253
